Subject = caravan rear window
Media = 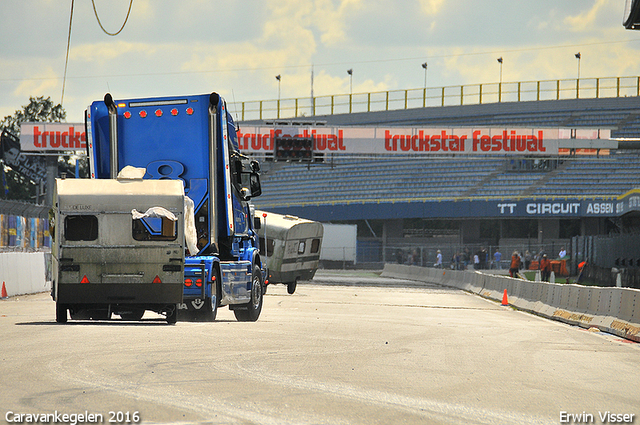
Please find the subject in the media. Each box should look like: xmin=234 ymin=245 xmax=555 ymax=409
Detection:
xmin=132 ymin=216 xmax=177 ymax=241
xmin=311 ymin=238 xmax=321 ymax=254
xmin=65 ymin=215 xmax=98 ymax=241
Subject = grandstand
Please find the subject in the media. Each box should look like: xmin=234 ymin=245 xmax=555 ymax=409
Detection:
xmin=245 ymin=95 xmax=640 ymax=267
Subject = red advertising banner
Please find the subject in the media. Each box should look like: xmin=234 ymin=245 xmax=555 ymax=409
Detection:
xmin=237 ymin=127 xmax=576 ymax=156
xmin=237 ymin=126 xmax=614 ymax=156
xmin=20 ymin=122 xmax=86 ymax=152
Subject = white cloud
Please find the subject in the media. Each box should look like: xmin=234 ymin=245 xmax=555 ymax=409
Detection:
xmin=418 ymin=0 xmax=445 ymax=15
xmin=564 ymin=0 xmax=612 ymax=32
xmin=7 ymin=64 xmax=59 ymax=100
xmin=69 ymin=41 xmax=157 ymax=64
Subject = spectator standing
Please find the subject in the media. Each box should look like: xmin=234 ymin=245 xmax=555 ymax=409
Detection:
xmin=435 ymin=250 xmax=443 ymax=268
xmin=493 ymin=249 xmax=502 ymax=269
xmin=524 ymin=250 xmax=532 ymax=270
xmin=463 ymin=248 xmax=470 ymax=269
xmin=509 ymin=251 xmax=521 ymax=277
xmin=540 ymin=254 xmax=552 ymax=282
xmin=475 ymin=249 xmax=483 ymax=269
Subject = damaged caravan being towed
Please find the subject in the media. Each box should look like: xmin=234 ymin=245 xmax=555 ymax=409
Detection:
xmin=51 ymin=168 xmax=191 ymax=324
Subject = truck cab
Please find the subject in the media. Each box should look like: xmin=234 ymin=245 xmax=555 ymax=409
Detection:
xmin=85 ymin=92 xmax=264 ymax=321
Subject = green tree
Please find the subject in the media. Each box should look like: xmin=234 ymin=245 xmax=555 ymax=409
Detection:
xmin=1 ymin=96 xmax=67 ymax=201
xmin=0 ymin=96 xmax=66 ymax=136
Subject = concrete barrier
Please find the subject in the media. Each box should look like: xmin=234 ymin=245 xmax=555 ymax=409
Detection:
xmin=0 ymin=252 xmax=49 ymax=297
xmin=382 ymin=263 xmax=640 ymax=342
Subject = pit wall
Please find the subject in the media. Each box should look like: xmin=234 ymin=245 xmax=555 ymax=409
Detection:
xmin=381 ymin=264 xmax=640 ymax=342
xmin=0 ymin=252 xmax=49 ymax=297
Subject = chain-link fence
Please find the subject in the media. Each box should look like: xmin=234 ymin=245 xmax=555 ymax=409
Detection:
xmin=572 ymin=234 xmax=640 ymax=288
xmin=320 ymin=237 xmax=573 ymax=272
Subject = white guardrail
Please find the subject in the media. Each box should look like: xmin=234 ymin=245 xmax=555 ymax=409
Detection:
xmin=381 ymin=264 xmax=640 ymax=342
xmin=0 ymin=252 xmax=49 ymax=298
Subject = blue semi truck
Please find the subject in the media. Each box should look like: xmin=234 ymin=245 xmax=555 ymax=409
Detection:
xmin=85 ymin=92 xmax=265 ymax=321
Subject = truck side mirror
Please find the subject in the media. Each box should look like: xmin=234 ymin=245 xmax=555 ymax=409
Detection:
xmin=253 ymin=217 xmax=261 ymax=229
xmin=250 ymin=173 xmax=262 ymax=197
xmin=234 ymin=158 xmax=243 ymax=186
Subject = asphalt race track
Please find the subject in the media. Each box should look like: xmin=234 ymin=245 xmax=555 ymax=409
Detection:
xmin=1 ymin=270 xmax=638 ymax=425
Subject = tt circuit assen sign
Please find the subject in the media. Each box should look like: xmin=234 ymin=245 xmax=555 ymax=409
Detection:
xmin=496 ymin=200 xmax=616 ymax=217
xmin=20 ymin=122 xmax=86 ymax=152
xmin=237 ymin=126 xmax=609 ymax=156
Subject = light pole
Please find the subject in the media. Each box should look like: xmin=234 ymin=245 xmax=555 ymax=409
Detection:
xmin=275 ymin=74 xmax=281 ymax=118
xmin=347 ymin=69 xmax=353 ymax=113
xmin=575 ymin=53 xmax=581 ymax=99
xmin=497 ymin=57 xmax=503 ymax=102
xmin=421 ymin=62 xmax=428 ymax=88
xmin=421 ymin=62 xmax=428 ymax=107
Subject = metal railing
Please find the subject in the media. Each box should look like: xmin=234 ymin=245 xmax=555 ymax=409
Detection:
xmin=231 ymin=76 xmax=640 ymax=122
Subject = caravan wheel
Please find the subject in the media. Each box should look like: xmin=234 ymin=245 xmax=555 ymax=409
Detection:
xmin=287 ymin=279 xmax=298 ymax=294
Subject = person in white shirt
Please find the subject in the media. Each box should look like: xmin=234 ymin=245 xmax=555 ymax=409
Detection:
xmin=558 ymin=247 xmax=567 ymax=259
xmin=435 ymin=250 xmax=442 ymax=268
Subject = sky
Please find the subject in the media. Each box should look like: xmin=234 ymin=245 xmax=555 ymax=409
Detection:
xmin=1 ymin=0 xmax=640 ymax=124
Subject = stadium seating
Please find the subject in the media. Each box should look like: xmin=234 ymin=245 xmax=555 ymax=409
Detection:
xmin=252 ymin=97 xmax=640 ymax=208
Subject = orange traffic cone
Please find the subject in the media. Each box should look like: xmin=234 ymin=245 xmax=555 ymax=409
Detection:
xmin=501 ymin=289 xmax=508 ymax=306
xmin=1 ymin=282 xmax=7 ymax=299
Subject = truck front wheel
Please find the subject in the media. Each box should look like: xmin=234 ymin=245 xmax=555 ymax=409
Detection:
xmin=234 ymin=264 xmax=263 ymax=322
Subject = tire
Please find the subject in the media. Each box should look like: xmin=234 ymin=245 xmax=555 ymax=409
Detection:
xmin=89 ymin=309 xmax=112 ymax=320
xmin=56 ymin=302 xmax=67 ymax=324
xmin=287 ymin=279 xmax=297 ymax=295
xmin=166 ymin=305 xmax=178 ymax=324
xmin=234 ymin=264 xmax=263 ymax=322
xmin=70 ymin=309 xmax=91 ymax=320
xmin=120 ymin=309 xmax=145 ymax=321
xmin=203 ymin=267 xmax=220 ymax=322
